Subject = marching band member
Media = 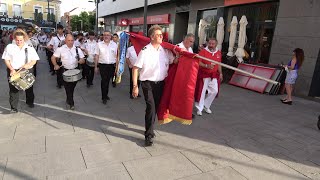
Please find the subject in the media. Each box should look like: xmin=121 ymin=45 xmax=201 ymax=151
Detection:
xmin=132 ymin=25 xmax=178 ymax=146
xmin=194 ymin=38 xmax=223 ymax=116
xmin=94 ymin=31 xmax=118 ymax=104
xmin=48 ymin=25 xmax=66 ymax=88
xmin=83 ymin=31 xmax=97 ymax=87
xmin=27 ymin=31 xmax=39 ymax=77
xmin=51 ymin=34 xmax=85 ymax=110
xmin=2 ymin=29 xmax=40 ymax=113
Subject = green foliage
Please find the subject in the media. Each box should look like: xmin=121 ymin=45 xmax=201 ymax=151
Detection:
xmin=70 ymin=11 xmax=95 ymax=32
xmin=34 ymin=12 xmax=43 ymax=23
xmin=47 ymin=13 xmax=56 ymax=22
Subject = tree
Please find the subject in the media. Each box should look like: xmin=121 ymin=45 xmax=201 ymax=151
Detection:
xmin=70 ymin=11 xmax=95 ymax=32
xmin=34 ymin=12 xmax=43 ymax=23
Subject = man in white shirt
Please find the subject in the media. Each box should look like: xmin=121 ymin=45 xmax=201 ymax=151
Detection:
xmin=82 ymin=31 xmax=97 ymax=87
xmin=94 ymin=31 xmax=118 ymax=104
xmin=51 ymin=34 xmax=85 ymax=110
xmin=48 ymin=25 xmax=66 ymax=88
xmin=177 ymin=33 xmax=194 ymax=53
xmin=2 ymin=29 xmax=40 ymax=113
xmin=126 ymin=43 xmax=141 ymax=99
xmin=74 ymin=33 xmax=83 ymax=48
xmin=132 ymin=25 xmax=178 ymax=146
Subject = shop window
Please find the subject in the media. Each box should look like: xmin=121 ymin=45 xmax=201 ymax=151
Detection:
xmin=13 ymin=4 xmax=22 ymax=17
xmin=34 ymin=6 xmax=43 ymax=14
xmin=0 ymin=3 xmax=7 ymax=16
xmin=198 ymin=9 xmax=219 ymax=46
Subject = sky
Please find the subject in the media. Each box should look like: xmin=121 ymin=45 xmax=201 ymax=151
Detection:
xmin=60 ymin=0 xmax=96 ymax=15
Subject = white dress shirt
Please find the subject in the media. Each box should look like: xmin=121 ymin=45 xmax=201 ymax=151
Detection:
xmin=134 ymin=43 xmax=175 ymax=81
xmin=53 ymin=45 xmax=85 ymax=70
xmin=126 ymin=46 xmax=138 ymax=65
xmin=178 ymin=42 xmax=193 ymax=53
xmin=2 ymin=43 xmax=40 ymax=69
xmin=48 ymin=34 xmax=65 ymax=52
xmin=85 ymin=40 xmax=97 ymax=55
xmin=74 ymin=39 xmax=81 ymax=47
xmin=95 ymin=41 xmax=118 ymax=64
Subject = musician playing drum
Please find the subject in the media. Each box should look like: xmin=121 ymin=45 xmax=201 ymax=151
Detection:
xmin=51 ymin=34 xmax=85 ymax=110
xmin=2 ymin=29 xmax=40 ymax=113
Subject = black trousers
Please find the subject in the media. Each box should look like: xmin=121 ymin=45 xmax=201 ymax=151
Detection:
xmin=56 ymin=61 xmax=63 ymax=87
xmin=85 ymin=64 xmax=95 ymax=85
xmin=7 ymin=68 xmax=35 ymax=110
xmin=129 ymin=67 xmax=140 ymax=95
xmin=63 ymin=80 xmax=77 ymax=106
xmin=141 ymin=80 xmax=164 ymax=138
xmin=47 ymin=50 xmax=54 ymax=72
xmin=99 ymin=63 xmax=115 ymax=100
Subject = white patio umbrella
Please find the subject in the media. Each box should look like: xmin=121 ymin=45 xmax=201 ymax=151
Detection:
xmin=216 ymin=17 xmax=225 ymax=50
xmin=235 ymin=15 xmax=248 ymax=63
xmin=227 ymin=16 xmax=238 ymax=57
xmin=198 ymin=19 xmax=210 ymax=46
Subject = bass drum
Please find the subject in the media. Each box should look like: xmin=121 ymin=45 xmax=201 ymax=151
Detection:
xmin=86 ymin=54 xmax=95 ymax=67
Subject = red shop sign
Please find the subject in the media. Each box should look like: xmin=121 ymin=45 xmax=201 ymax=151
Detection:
xmin=118 ymin=19 xmax=129 ymax=26
xmin=225 ymin=0 xmax=270 ymax=6
xmin=127 ymin=14 xmax=170 ymax=26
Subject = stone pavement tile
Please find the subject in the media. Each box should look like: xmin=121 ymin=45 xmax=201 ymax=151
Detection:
xmin=0 ymin=124 xmax=16 ymax=143
xmin=46 ymin=131 xmax=109 ymax=153
xmin=0 ymin=158 xmax=7 ymax=179
xmin=81 ymin=142 xmax=150 ymax=168
xmin=181 ymin=143 xmax=252 ymax=173
xmin=124 ymin=152 xmax=201 ymax=180
xmin=0 ymin=137 xmax=45 ymax=158
xmin=275 ymin=153 xmax=320 ymax=180
xmin=4 ymin=150 xmax=86 ymax=179
xmin=178 ymin=166 xmax=247 ymax=180
xmin=47 ymin=163 xmax=132 ymax=180
xmin=227 ymin=139 xmax=310 ymax=180
xmin=144 ymin=132 xmax=215 ymax=157
xmin=102 ymin=125 xmax=145 ymax=144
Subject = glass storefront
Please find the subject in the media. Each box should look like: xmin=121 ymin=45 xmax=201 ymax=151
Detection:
xmin=197 ymin=1 xmax=279 ymax=64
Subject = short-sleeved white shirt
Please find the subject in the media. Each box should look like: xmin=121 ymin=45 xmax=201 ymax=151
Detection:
xmin=126 ymin=46 xmax=138 ymax=65
xmin=48 ymin=34 xmax=65 ymax=52
xmin=74 ymin=39 xmax=81 ymax=47
xmin=2 ymin=43 xmax=40 ymax=69
xmin=53 ymin=45 xmax=85 ymax=70
xmin=95 ymin=41 xmax=118 ymax=64
xmin=85 ymin=39 xmax=97 ymax=55
xmin=134 ymin=43 xmax=175 ymax=81
xmin=178 ymin=42 xmax=193 ymax=53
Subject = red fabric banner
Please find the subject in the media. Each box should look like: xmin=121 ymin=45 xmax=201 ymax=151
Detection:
xmin=128 ymin=32 xmax=199 ymax=125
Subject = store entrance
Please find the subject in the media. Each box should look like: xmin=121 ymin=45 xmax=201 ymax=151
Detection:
xmin=309 ymin=49 xmax=320 ymax=97
xmin=252 ymin=21 xmax=275 ymax=64
xmin=173 ymin=12 xmax=189 ymax=44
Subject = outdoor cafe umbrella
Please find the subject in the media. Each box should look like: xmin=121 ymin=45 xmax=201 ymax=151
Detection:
xmin=216 ymin=17 xmax=225 ymax=50
xmin=235 ymin=15 xmax=248 ymax=63
xmin=227 ymin=16 xmax=238 ymax=57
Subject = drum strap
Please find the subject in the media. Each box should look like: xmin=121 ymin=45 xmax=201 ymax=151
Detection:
xmin=24 ymin=48 xmax=28 ymax=65
xmin=75 ymin=47 xmax=80 ymax=61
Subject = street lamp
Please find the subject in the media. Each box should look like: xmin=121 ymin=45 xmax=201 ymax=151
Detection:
xmin=143 ymin=0 xmax=148 ymax=36
xmin=88 ymin=0 xmax=98 ymax=35
xmin=79 ymin=20 xmax=83 ymax=32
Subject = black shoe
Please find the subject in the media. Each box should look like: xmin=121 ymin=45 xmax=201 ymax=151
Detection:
xmin=87 ymin=84 xmax=91 ymax=88
xmin=282 ymin=100 xmax=292 ymax=105
xmin=112 ymin=83 xmax=116 ymax=88
xmin=27 ymin=104 xmax=35 ymax=108
xmin=280 ymin=99 xmax=287 ymax=102
xmin=192 ymin=114 xmax=195 ymax=119
xmin=130 ymin=95 xmax=134 ymax=99
xmin=106 ymin=96 xmax=110 ymax=100
xmin=137 ymin=94 xmax=141 ymax=98
xmin=70 ymin=105 xmax=75 ymax=110
xmin=10 ymin=109 xmax=18 ymax=113
xmin=102 ymin=100 xmax=107 ymax=104
xmin=57 ymin=85 xmax=62 ymax=89
xmin=51 ymin=71 xmax=55 ymax=75
xmin=145 ymin=136 xmax=154 ymax=146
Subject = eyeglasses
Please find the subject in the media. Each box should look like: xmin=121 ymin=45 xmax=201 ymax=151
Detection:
xmin=154 ymin=34 xmax=163 ymax=38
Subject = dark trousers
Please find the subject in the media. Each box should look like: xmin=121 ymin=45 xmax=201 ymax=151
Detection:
xmin=99 ymin=63 xmax=115 ymax=100
xmin=141 ymin=80 xmax=164 ymax=138
xmin=81 ymin=64 xmax=86 ymax=79
xmin=47 ymin=50 xmax=54 ymax=72
xmin=129 ymin=67 xmax=140 ymax=95
xmin=85 ymin=64 xmax=95 ymax=85
xmin=7 ymin=68 xmax=35 ymax=110
xmin=56 ymin=61 xmax=63 ymax=87
xmin=63 ymin=81 xmax=77 ymax=106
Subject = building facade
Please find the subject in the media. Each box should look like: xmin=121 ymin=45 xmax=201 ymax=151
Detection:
xmin=0 ymin=0 xmax=61 ymax=31
xmin=98 ymin=0 xmax=320 ymax=98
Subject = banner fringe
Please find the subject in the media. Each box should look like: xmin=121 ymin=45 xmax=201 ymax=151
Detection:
xmin=158 ymin=114 xmax=192 ymax=125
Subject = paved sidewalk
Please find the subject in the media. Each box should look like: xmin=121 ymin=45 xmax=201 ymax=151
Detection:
xmin=0 ymin=50 xmax=319 ymax=180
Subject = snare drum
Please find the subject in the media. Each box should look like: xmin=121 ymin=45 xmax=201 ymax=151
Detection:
xmin=63 ymin=69 xmax=82 ymax=82
xmin=86 ymin=54 xmax=95 ymax=67
xmin=9 ymin=69 xmax=35 ymax=91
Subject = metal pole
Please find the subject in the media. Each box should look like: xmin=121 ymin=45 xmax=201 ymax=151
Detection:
xmin=143 ymin=0 xmax=148 ymax=36
xmin=96 ymin=0 xmax=98 ymax=35
xmin=47 ymin=0 xmax=50 ymax=21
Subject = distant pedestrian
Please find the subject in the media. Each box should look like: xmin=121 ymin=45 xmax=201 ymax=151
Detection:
xmin=281 ymin=48 xmax=304 ymax=105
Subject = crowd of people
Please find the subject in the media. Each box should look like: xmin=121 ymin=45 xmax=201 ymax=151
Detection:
xmin=1 ymin=24 xmax=305 ymax=146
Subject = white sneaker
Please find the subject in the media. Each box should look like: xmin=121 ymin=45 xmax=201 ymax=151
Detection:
xmin=197 ymin=110 xmax=202 ymax=116
xmin=204 ymin=107 xmax=212 ymax=114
